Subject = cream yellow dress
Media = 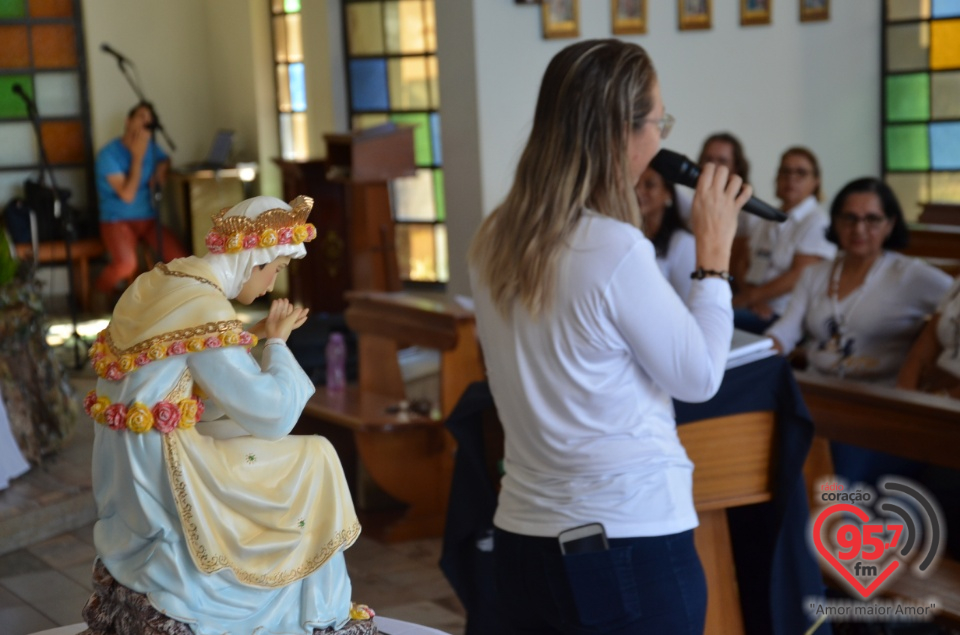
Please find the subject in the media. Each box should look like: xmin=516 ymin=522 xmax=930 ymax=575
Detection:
xmin=88 ymin=257 xmax=360 ymax=635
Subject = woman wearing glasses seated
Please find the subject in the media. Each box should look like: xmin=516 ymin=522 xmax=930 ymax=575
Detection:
xmin=898 ymin=275 xmax=960 ymax=399
xmin=765 ymin=177 xmax=951 ymax=485
xmin=732 ymin=147 xmax=836 ymax=333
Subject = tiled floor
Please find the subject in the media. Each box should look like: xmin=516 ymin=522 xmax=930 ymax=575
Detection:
xmin=0 ymin=328 xmax=466 ymax=635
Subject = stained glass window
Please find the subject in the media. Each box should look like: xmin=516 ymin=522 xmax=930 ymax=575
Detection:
xmin=0 ymin=0 xmax=94 ymax=232
xmin=884 ymin=2 xmax=960 ymax=219
xmin=271 ymin=1 xmax=308 ymax=160
xmin=343 ymin=0 xmax=446 ymax=283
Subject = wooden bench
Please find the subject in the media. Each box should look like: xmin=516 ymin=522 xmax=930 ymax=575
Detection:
xmin=298 ymin=291 xmax=485 ymax=542
xmin=798 ymin=373 xmax=960 ymax=625
xmin=15 ymin=238 xmax=105 ymax=313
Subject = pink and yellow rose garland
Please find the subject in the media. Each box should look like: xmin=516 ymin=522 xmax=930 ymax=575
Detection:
xmin=205 ymin=222 xmax=317 ymax=254
xmin=90 ymin=329 xmax=258 ymax=381
xmin=84 ymin=390 xmax=205 ymax=435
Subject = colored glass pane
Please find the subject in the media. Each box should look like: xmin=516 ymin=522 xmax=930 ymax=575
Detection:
xmin=284 ymin=14 xmax=303 ymax=63
xmin=932 ymin=71 xmax=960 ymax=118
xmin=284 ymin=0 xmax=301 ymax=13
xmin=433 ymin=168 xmax=445 ymax=221
xmin=0 ymin=75 xmax=32 ymax=118
xmin=273 ymin=15 xmax=288 ymax=63
xmin=427 ymin=56 xmax=440 ymax=109
xmin=0 ymin=122 xmax=39 ymax=167
xmin=395 ymin=222 xmax=437 ymax=281
xmin=29 ymin=0 xmax=72 ymax=17
xmin=931 ymin=20 xmax=960 ymax=69
xmin=31 ymin=25 xmax=77 ymax=68
xmin=434 ymin=223 xmax=448 ymax=282
xmin=886 ymin=74 xmax=930 ymax=121
xmin=352 ymin=113 xmax=389 ymax=130
xmin=424 ymin=0 xmax=437 ymax=51
xmin=931 ymin=171 xmax=960 ymax=202
xmin=291 ymin=112 xmax=308 ymax=160
xmin=930 ymin=121 xmax=960 ymax=168
xmin=276 ymin=65 xmax=291 ymax=112
xmin=886 ymin=23 xmax=930 ymax=72
xmin=391 ymin=112 xmax=431 ymax=165
xmin=887 ymin=0 xmax=931 ymax=20
xmin=347 ymin=3 xmax=385 ymax=55
xmin=0 ymin=0 xmax=25 ymax=18
xmin=884 ymin=173 xmax=929 ymax=220
xmin=429 ymin=113 xmax=442 ymax=164
xmin=0 ymin=27 xmax=29 ymax=69
xmin=289 ymin=62 xmax=307 ymax=112
xmin=885 ymin=124 xmax=931 ymax=170
xmin=933 ymin=0 xmax=960 ymax=17
xmin=41 ymin=120 xmax=84 ymax=164
xmin=393 ymin=168 xmax=435 ymax=221
xmin=349 ymin=59 xmax=389 ymax=111
xmin=385 ymin=0 xmax=426 ymax=54
xmin=279 ymin=113 xmax=294 ymax=160
xmin=388 ymin=57 xmax=430 ymax=110
xmin=35 ymin=71 xmax=81 ymax=117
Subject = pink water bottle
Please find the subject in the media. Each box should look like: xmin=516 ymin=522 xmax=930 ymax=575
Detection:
xmin=325 ymin=332 xmax=346 ymax=393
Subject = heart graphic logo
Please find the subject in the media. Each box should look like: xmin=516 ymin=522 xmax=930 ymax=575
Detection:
xmin=812 ymin=503 xmax=901 ymax=599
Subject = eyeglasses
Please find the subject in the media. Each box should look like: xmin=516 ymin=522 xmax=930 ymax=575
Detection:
xmin=643 ymin=112 xmax=675 ymax=140
xmin=836 ymin=213 xmax=888 ymax=230
xmin=777 ymin=167 xmax=813 ymax=179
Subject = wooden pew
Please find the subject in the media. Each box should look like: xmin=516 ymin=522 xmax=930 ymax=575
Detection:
xmin=299 ymin=291 xmax=485 ymax=542
xmin=797 ymin=373 xmax=960 ymax=625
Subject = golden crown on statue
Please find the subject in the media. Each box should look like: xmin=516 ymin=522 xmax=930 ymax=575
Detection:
xmin=205 ymin=195 xmax=316 ymax=254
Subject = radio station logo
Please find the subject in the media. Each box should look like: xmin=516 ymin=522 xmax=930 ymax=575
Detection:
xmin=810 ymin=477 xmax=944 ymax=601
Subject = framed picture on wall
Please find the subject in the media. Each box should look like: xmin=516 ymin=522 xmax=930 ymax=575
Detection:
xmin=612 ymin=0 xmax=646 ymax=35
xmin=800 ymin=0 xmax=828 ymax=22
xmin=542 ymin=0 xmax=580 ymax=39
xmin=741 ymin=0 xmax=771 ymax=26
xmin=679 ymin=0 xmax=712 ymax=31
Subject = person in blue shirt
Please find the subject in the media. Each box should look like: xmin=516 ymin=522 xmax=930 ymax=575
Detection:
xmin=94 ymin=101 xmax=186 ymax=296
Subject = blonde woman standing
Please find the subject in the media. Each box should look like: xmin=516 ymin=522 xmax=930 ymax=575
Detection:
xmin=469 ymin=40 xmax=750 ymax=635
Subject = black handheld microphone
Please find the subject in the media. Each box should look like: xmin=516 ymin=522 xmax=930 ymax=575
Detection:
xmin=651 ymin=149 xmax=787 ymax=223
xmin=100 ymin=43 xmax=129 ymax=64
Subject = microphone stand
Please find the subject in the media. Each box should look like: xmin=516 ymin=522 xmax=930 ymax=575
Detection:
xmin=103 ymin=48 xmax=177 ymax=262
xmin=15 ymin=88 xmax=86 ymax=369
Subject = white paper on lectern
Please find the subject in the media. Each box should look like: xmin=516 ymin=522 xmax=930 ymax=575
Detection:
xmin=726 ymin=328 xmax=777 ymax=370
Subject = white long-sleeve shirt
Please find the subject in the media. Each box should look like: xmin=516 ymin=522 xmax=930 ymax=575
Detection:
xmin=471 ymin=210 xmax=732 ymax=539
xmin=656 ymin=229 xmax=696 ymax=301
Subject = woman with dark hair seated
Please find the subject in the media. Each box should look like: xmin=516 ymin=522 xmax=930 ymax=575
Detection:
xmin=636 ymin=167 xmax=695 ymax=299
xmin=765 ymin=177 xmax=952 ymax=486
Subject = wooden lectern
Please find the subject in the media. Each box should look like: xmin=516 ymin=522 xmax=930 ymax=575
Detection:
xmin=275 ymin=124 xmax=415 ymax=313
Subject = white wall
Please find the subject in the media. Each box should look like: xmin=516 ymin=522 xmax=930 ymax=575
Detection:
xmin=438 ymin=0 xmax=882 ymax=296
xmin=82 ymin=0 xmax=216 ymax=161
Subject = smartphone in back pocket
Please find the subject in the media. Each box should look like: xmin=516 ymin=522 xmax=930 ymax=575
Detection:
xmin=558 ymin=522 xmax=608 ymax=555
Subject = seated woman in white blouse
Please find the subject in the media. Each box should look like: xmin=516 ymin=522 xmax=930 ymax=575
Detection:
xmin=765 ymin=177 xmax=951 ymax=382
xmin=636 ymin=167 xmax=695 ymax=300
xmin=765 ymin=177 xmax=952 ymax=489
xmin=733 ymin=147 xmax=836 ymax=333
xmin=898 ymin=275 xmax=960 ymax=398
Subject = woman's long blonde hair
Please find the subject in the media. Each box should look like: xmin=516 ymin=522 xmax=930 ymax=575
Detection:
xmin=469 ymin=39 xmax=657 ymax=317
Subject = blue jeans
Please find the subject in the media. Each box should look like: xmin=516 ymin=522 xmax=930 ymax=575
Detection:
xmin=494 ymin=528 xmax=707 ymax=634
